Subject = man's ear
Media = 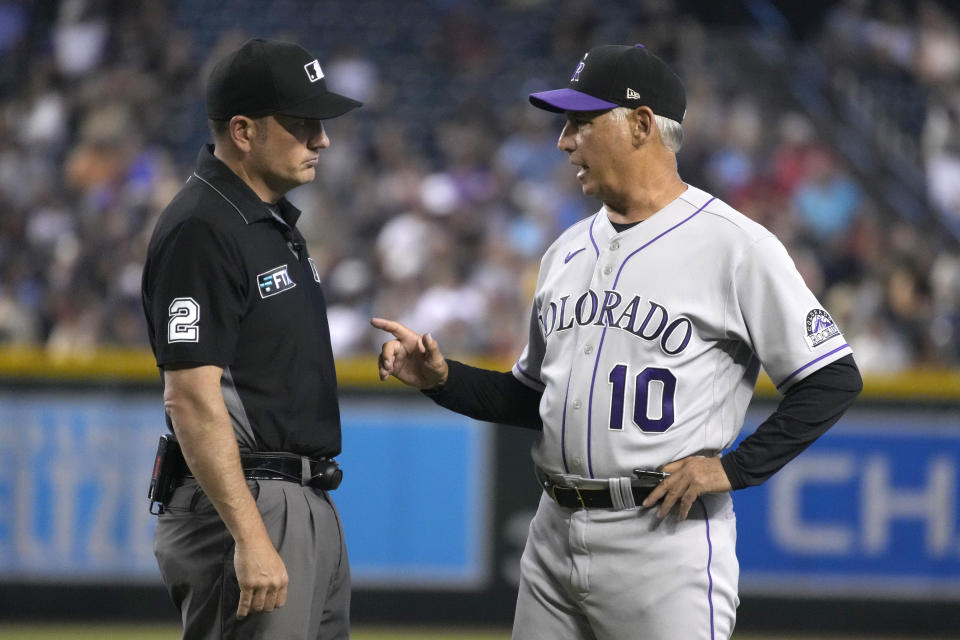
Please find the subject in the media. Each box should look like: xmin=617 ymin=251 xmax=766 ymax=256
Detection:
xmin=228 ymin=115 xmax=257 ymax=152
xmin=630 ymin=106 xmax=654 ymax=148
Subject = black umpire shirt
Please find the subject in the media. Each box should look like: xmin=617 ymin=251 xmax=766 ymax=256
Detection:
xmin=141 ymin=145 xmax=341 ymax=459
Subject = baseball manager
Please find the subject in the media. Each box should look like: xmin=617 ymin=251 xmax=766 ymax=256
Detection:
xmin=373 ymin=44 xmax=862 ymax=639
xmin=142 ymin=38 xmax=360 ymax=639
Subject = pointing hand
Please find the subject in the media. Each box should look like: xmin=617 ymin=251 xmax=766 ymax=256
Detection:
xmin=371 ymin=317 xmax=449 ymax=390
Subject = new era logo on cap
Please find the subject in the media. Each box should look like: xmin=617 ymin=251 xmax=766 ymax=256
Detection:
xmin=626 ymin=88 xmax=641 ymax=100
xmin=304 ymin=59 xmax=324 ymax=83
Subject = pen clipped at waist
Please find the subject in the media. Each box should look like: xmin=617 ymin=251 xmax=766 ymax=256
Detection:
xmin=632 ymin=468 xmax=669 ymax=486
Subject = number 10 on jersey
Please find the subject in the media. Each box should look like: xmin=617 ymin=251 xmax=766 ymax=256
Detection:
xmin=608 ymin=365 xmax=676 ymax=432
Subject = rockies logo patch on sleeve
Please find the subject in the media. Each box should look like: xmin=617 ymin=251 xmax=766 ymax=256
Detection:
xmin=804 ymin=308 xmax=839 ymax=349
xmin=258 ymin=265 xmax=296 ymax=298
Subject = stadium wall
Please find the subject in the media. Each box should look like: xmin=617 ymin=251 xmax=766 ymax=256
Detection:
xmin=0 ymin=349 xmax=957 ymax=635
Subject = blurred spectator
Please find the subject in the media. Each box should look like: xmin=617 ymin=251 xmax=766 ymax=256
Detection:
xmin=923 ymin=89 xmax=960 ymax=218
xmin=375 ymin=208 xmax=442 ymax=283
xmin=915 ymin=1 xmax=960 ymax=86
xmin=791 ymin=149 xmax=862 ymax=239
xmin=848 ymin=316 xmax=913 ymax=374
xmin=326 ymin=45 xmax=380 ymax=107
xmin=52 ymin=0 xmax=109 ymax=78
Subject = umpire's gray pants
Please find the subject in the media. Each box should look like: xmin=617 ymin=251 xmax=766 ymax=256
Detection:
xmin=154 ymin=479 xmax=350 ymax=640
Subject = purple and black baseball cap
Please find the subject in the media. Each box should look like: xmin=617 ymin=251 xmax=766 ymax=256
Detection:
xmin=529 ymin=44 xmax=685 ymax=122
xmin=206 ymin=38 xmax=362 ymax=120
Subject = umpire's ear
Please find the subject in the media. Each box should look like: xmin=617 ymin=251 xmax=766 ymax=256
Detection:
xmin=629 ymin=106 xmax=655 ymax=148
xmin=225 ymin=115 xmax=260 ymax=153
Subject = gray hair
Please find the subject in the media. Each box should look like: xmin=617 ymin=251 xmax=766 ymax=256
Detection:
xmin=654 ymin=114 xmax=683 ymax=152
xmin=610 ymin=107 xmax=684 ymax=153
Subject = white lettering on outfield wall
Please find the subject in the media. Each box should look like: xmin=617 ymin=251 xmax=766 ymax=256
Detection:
xmin=771 ymin=455 xmax=856 ymax=554
xmin=3 ymin=417 xmax=158 ymax=574
xmin=770 ymin=453 xmax=957 ymax=557
xmin=862 ymin=455 xmax=955 ymax=556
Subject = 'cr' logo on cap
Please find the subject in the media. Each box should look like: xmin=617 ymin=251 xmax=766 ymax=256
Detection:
xmin=571 ymin=59 xmax=586 ymax=82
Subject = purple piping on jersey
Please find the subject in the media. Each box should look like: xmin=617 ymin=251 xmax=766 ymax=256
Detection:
xmin=613 ymin=197 xmax=716 ymax=284
xmin=560 ymin=370 xmax=573 ymax=474
xmin=585 ymin=324 xmax=611 ymax=478
xmin=776 ymin=343 xmax=849 ymax=389
xmin=588 ymin=212 xmax=601 ymax=257
xmin=584 ymin=197 xmax=716 ymax=478
xmin=703 ymin=499 xmax=716 ymax=640
xmin=515 ymin=362 xmax=543 ymax=387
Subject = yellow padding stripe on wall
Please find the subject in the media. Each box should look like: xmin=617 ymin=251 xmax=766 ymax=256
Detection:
xmin=0 ymin=347 xmax=956 ymax=401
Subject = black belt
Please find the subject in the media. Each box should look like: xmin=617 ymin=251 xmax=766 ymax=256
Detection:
xmin=544 ymin=483 xmax=655 ymax=509
xmin=185 ymin=452 xmax=342 ymax=490
xmin=537 ymin=466 xmax=658 ymax=510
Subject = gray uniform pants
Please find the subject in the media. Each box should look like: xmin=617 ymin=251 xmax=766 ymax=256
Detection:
xmin=155 ymin=479 xmax=350 ymax=640
xmin=512 ymin=492 xmax=739 ymax=640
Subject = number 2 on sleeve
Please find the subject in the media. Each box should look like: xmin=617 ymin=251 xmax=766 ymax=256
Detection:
xmin=168 ymin=297 xmax=200 ymax=343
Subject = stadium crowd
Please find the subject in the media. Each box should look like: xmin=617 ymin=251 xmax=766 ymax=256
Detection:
xmin=0 ymin=0 xmax=958 ymax=375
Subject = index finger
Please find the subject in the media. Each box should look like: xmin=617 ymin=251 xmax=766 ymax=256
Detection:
xmin=370 ymin=317 xmax=419 ymax=341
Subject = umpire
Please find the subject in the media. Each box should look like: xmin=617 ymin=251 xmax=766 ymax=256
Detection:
xmin=141 ymin=38 xmax=361 ymax=639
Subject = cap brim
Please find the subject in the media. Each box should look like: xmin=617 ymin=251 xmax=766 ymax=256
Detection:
xmin=277 ymin=91 xmax=363 ymax=119
xmin=529 ymin=89 xmax=618 ymax=113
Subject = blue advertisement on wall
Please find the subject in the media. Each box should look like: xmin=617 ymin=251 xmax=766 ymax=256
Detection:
xmin=0 ymin=392 xmax=161 ymax=580
xmin=0 ymin=392 xmax=489 ymax=586
xmin=735 ymin=408 xmax=960 ymax=600
xmin=0 ymin=389 xmax=956 ymax=602
xmin=335 ymin=402 xmax=492 ymax=588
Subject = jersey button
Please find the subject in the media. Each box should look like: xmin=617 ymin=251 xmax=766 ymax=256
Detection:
xmin=603 ymin=265 xmax=613 ymax=275
xmin=611 ymin=241 xmax=620 ymax=250
xmin=572 ymin=400 xmax=582 ymax=409
xmin=584 ymin=345 xmax=593 ymax=354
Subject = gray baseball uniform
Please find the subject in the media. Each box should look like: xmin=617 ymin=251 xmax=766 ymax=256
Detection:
xmin=378 ymin=43 xmax=859 ymax=640
xmin=510 ymin=185 xmax=850 ymax=639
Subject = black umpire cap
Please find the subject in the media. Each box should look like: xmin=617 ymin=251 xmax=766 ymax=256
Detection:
xmin=529 ymin=44 xmax=685 ymax=123
xmin=206 ymin=38 xmax=362 ymax=121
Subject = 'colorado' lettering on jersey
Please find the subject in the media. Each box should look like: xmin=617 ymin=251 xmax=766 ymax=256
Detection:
xmin=539 ymin=290 xmax=692 ymax=356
